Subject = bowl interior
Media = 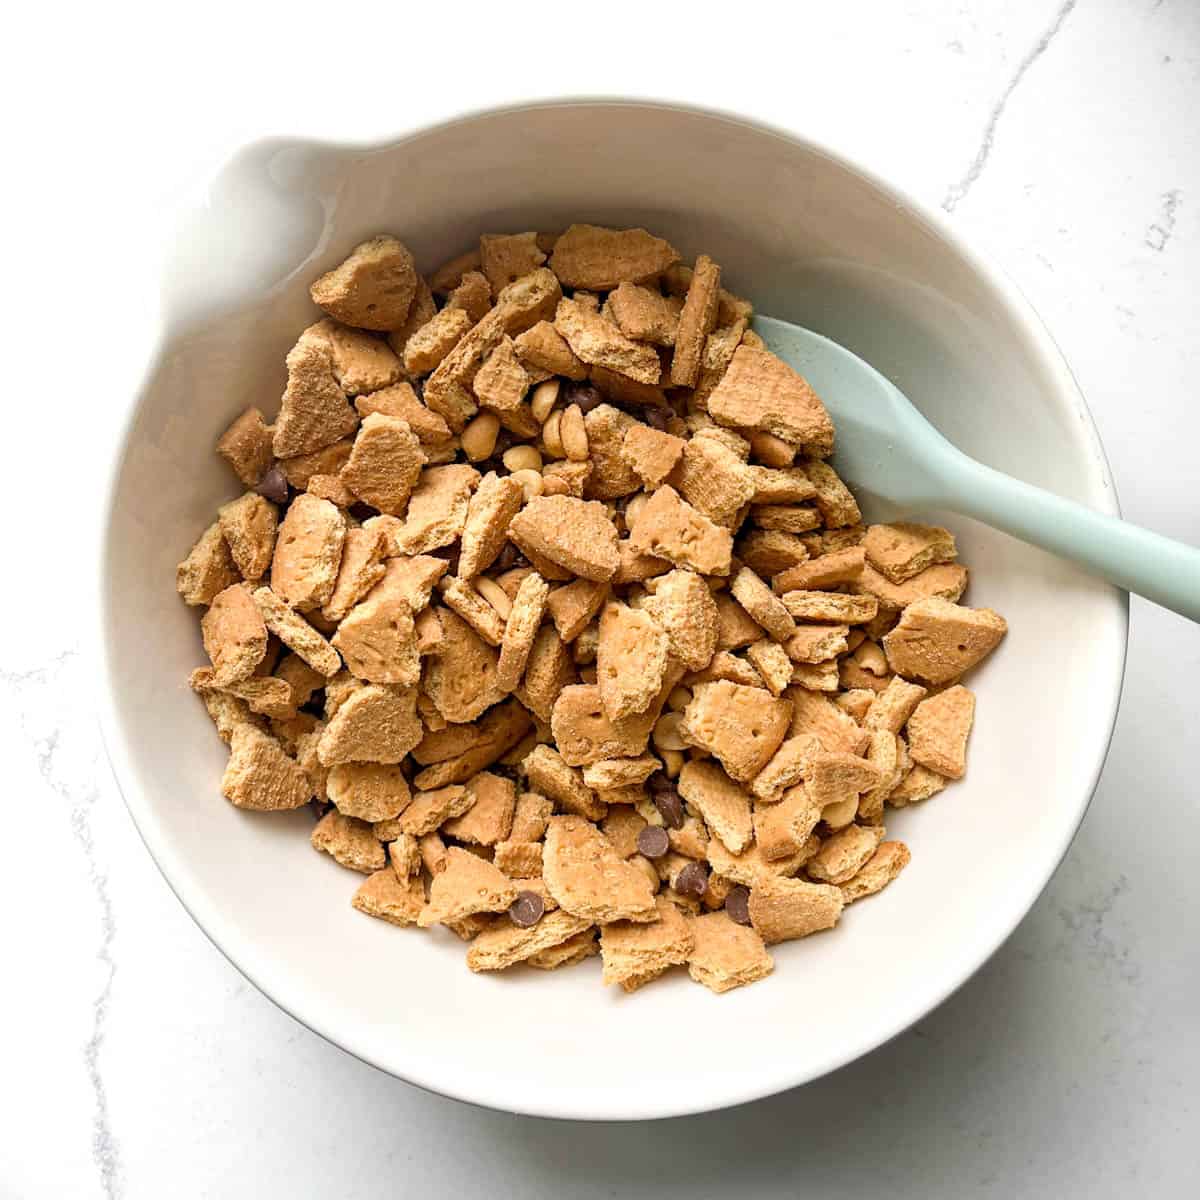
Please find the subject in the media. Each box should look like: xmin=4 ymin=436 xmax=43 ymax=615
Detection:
xmin=101 ymin=102 xmax=1125 ymax=1119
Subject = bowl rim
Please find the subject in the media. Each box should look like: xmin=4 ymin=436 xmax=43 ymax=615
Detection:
xmin=94 ymin=95 xmax=1129 ymax=1121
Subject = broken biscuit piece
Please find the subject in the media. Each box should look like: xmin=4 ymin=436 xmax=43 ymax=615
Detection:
xmin=681 ymin=680 xmax=791 ymax=783
xmin=272 ymin=339 xmax=360 ymax=460
xmin=177 ymin=522 xmax=239 ymax=607
xmin=747 ymin=877 xmax=843 ymax=944
xmin=628 ymin=486 xmax=733 ymax=576
xmin=352 ymin=870 xmax=424 ymax=926
xmin=509 ymin=495 xmax=620 ymax=582
xmin=864 ymin=522 xmax=957 ymax=584
xmin=554 ymin=296 xmax=662 ymax=385
xmin=600 ymin=896 xmax=694 ymax=991
xmin=549 ymin=224 xmax=679 ymax=290
xmin=221 ymin=724 xmax=311 ymax=811
xmin=677 ymin=761 xmax=753 ymax=854
xmin=309 ymin=234 xmax=418 ymax=332
xmin=839 ymin=841 xmax=911 ymax=903
xmin=270 ymin=493 xmax=347 ymax=612
xmin=202 ymin=584 xmax=269 ymax=684
xmin=686 ymin=911 xmax=773 ymax=993
xmin=542 ymin=815 xmax=658 ymax=923
xmin=597 ymin=601 xmax=671 ymax=721
xmin=882 ymin=598 xmax=1007 ymax=685
xmin=217 ymin=407 xmax=275 ymax=488
xmin=342 ymin=413 xmax=426 ymax=516
xmin=905 ymin=684 xmax=975 ymax=779
xmin=418 ymin=846 xmax=519 ymax=927
xmin=311 ymin=809 xmax=387 ymax=873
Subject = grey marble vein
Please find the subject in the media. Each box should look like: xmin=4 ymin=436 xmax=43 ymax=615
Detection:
xmin=1145 ymin=189 xmax=1181 ymax=251
xmin=943 ymin=0 xmax=1079 ymax=212
xmin=3 ymin=649 xmax=123 ymax=1199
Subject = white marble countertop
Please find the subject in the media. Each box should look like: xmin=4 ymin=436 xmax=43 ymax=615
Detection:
xmin=3 ymin=1 xmax=1198 ymax=1195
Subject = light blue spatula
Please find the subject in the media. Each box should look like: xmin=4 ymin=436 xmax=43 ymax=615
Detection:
xmin=753 ymin=316 xmax=1200 ymax=622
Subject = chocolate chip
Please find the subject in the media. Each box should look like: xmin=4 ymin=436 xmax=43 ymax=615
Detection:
xmin=493 ymin=541 xmax=520 ymax=572
xmin=642 ymin=407 xmax=670 ymax=431
xmin=562 ymin=380 xmax=605 ymax=413
xmin=650 ymin=778 xmax=684 ymax=830
xmin=636 ymin=825 xmax=670 ymax=859
xmin=349 ymin=503 xmax=377 ymax=522
xmin=725 ymin=886 xmax=752 ymax=925
xmin=411 ymin=377 xmax=425 ymax=400
xmin=675 ymin=861 xmax=709 ymax=898
xmin=255 ymin=465 xmax=290 ymax=505
xmin=508 ymin=890 xmax=545 ymax=928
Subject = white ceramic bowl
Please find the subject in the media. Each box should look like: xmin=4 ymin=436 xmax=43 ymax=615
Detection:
xmin=98 ymin=100 xmax=1127 ymax=1120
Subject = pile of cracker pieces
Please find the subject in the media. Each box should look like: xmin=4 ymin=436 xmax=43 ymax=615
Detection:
xmin=177 ymin=225 xmax=1007 ymax=994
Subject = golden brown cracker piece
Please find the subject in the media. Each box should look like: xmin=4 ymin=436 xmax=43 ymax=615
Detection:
xmin=385 ymin=275 xmax=438 ymax=360
xmin=621 ymin=424 xmax=685 ymax=490
xmin=791 ymin=659 xmax=840 ymax=693
xmin=332 ymin=584 xmax=419 ymax=685
xmin=388 ymin=833 xmax=422 ymax=880
xmin=714 ymin=593 xmax=763 ymax=652
xmin=549 ymin=224 xmax=679 ymax=290
xmin=342 ymin=413 xmax=426 ymax=516
xmin=527 ymin=929 xmax=599 ymax=970
xmin=478 ymin=232 xmax=545 ymax=294
xmin=805 ymin=751 xmax=882 ymax=812
xmin=554 ymin=297 xmax=662 ymax=385
xmin=581 ymin=754 xmax=660 ymax=791
xmin=670 ymin=254 xmax=721 ymax=387
xmin=864 ymin=522 xmax=957 ymax=584
xmin=677 ymin=761 xmax=754 ymax=854
xmin=513 ymin=321 xmax=588 ymax=380
xmin=508 ymin=495 xmax=620 ymax=582
xmin=271 ymin=493 xmax=347 ymax=612
xmin=411 ymin=699 xmax=531 ymax=788
xmin=220 ymin=724 xmax=311 ymax=811
xmin=355 ymin=381 xmax=453 ymax=451
xmin=840 ymin=841 xmax=911 ymax=903
xmin=753 ymin=782 xmax=823 ymax=862
xmin=442 ymin=771 xmax=518 ymax=846
xmin=746 ymin=466 xmax=817 ymax=505
xmin=686 ymin=911 xmax=773 ymax=993
xmin=783 ymin=624 xmax=849 ymax=664
xmin=316 ymin=683 xmax=422 ymax=765
xmin=446 ymin=269 xmax=492 ymax=324
xmin=216 ymin=407 xmax=274 ymax=488
xmin=640 ymin=568 xmax=719 ymax=671
xmin=366 ymin=552 xmax=448 ymax=609
xmin=750 ymin=733 xmax=823 ymax=801
xmin=680 ymin=680 xmax=791 ymax=783
xmin=301 ymin=318 xmax=403 ymax=396
xmin=806 ymin=824 xmax=886 ymax=884
xmin=522 ymin=744 xmax=606 ymax=820
xmin=747 ymin=877 xmax=843 ymax=945
xmin=418 ymin=846 xmax=519 ymax=927
xmin=424 ymin=608 xmax=503 ymax=723
xmin=217 ymin=493 xmax=277 ymax=582
xmin=882 ymin=598 xmax=1006 ymax=685
xmin=327 ymin=762 xmax=412 ymax=823
xmin=474 ymin=335 xmax=531 ymax=414
xmin=430 ymin=247 xmax=483 ymax=296
xmin=352 ymin=869 xmax=425 ymax=926
xmin=278 ymin=437 xmax=354 ymax=491
xmin=854 ymin=561 xmax=969 ymax=619
xmin=905 ymin=684 xmax=975 ymax=779
xmin=746 ymin=639 xmax=793 ymax=696
xmin=600 ymin=896 xmax=694 ymax=990
xmin=774 ymin=546 xmax=866 ymax=593
xmin=320 ymin=526 xmax=387 ymax=623
xmin=707 ymin=346 xmax=834 ymax=454
xmin=863 ymin=675 xmax=928 ymax=734
xmin=781 ymin=590 xmax=878 ymax=625
xmin=466 ymin=908 xmax=592 ymax=972
xmin=673 ymin=435 xmax=756 ymax=527
xmin=802 ymin=460 xmax=861 ymax=529
xmin=608 ymin=281 xmax=681 ymax=346
xmin=494 ymin=840 xmax=544 ymax=878
xmin=888 ymin=764 xmax=947 ymax=807
xmin=514 ymin=624 xmax=575 ymax=722
xmin=402 ymin=306 xmax=473 ymax=375
xmin=459 ymin=472 xmax=524 ymax=579
xmin=395 ymin=784 xmax=472 ymax=836
xmin=310 ymin=235 xmax=418 ymax=331
xmin=787 ymin=690 xmax=869 ymax=755
xmin=311 ymin=810 xmax=387 ymax=873
xmin=751 ymin=505 xmax=821 ymax=533
xmin=202 ymin=583 xmax=269 ymax=684
xmin=628 ymin=485 xmax=733 ymax=576
xmin=177 ymin=522 xmax=239 ymax=607
xmin=597 ymin=601 xmax=671 ymax=721
xmin=496 ymin=570 xmax=550 ymax=693
xmin=441 ymin=577 xmax=507 ymax=646
xmin=730 ymin=566 xmax=796 ymax=642
xmin=858 ymin=729 xmax=905 ymax=823
xmin=272 ymin=338 xmax=360 ymax=459
xmin=542 ymin=814 xmax=658 ymax=923
xmin=582 ymin=404 xmax=642 ymax=499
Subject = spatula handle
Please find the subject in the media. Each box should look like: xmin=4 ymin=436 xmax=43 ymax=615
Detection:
xmin=940 ymin=454 xmax=1200 ymax=622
